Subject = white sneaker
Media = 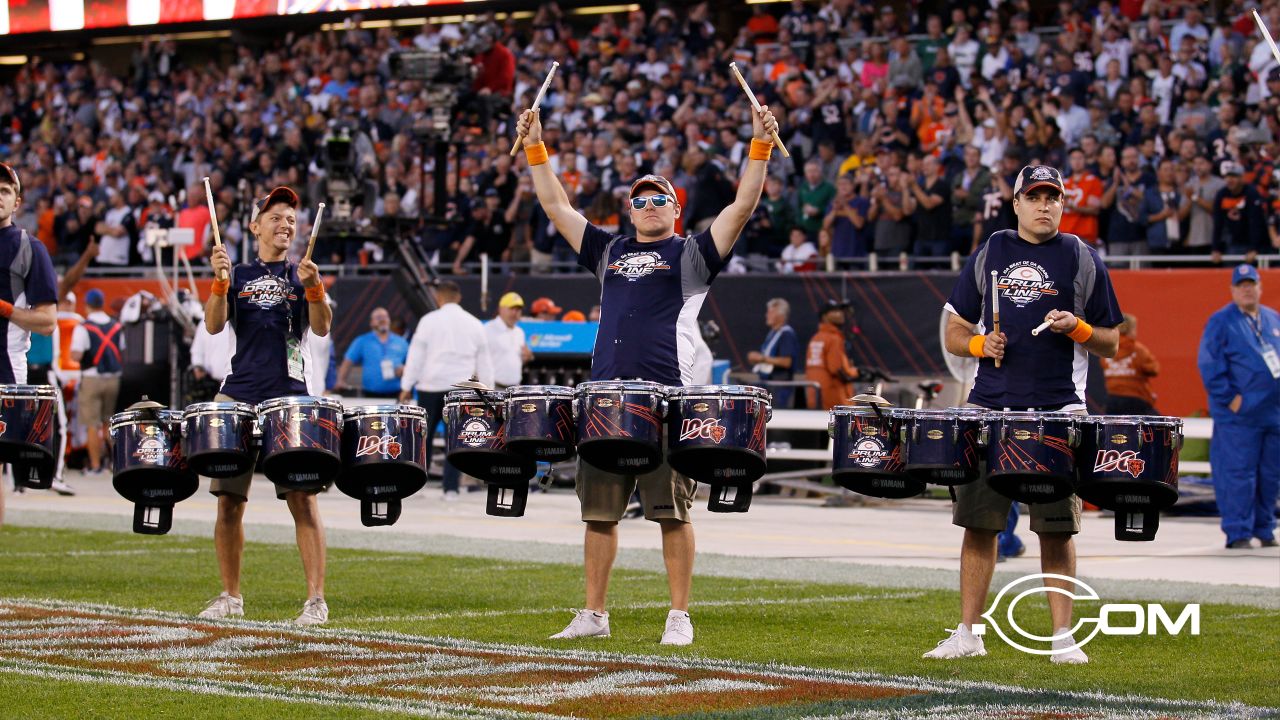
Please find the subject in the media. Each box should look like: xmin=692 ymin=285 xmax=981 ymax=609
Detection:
xmin=442 ymin=490 xmax=459 ymax=503
xmin=1050 ymin=628 xmax=1089 ymax=664
xmin=549 ymin=609 xmax=610 ymax=639
xmin=50 ymin=479 xmax=76 ymax=496
xmin=295 ymin=597 xmax=329 ymax=626
xmin=922 ymin=624 xmax=986 ymax=659
xmin=197 ymin=592 xmax=244 ymax=620
xmin=660 ymin=609 xmax=693 ymax=646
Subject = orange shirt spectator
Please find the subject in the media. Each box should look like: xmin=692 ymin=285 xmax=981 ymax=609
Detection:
xmin=177 ymin=204 xmax=212 ymax=261
xmin=805 ymin=303 xmax=858 ymax=410
xmin=1101 ymin=314 xmax=1160 ymax=414
xmin=1061 ymin=169 xmax=1103 ymax=245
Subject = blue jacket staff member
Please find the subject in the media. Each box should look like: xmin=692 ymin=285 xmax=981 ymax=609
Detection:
xmin=516 ymin=100 xmax=779 ymax=647
xmin=199 ymin=187 xmax=334 ymax=625
xmin=1197 ymin=264 xmax=1280 ymax=550
xmin=747 ymin=298 xmax=804 ymax=408
xmin=930 ymin=165 xmax=1122 ymax=664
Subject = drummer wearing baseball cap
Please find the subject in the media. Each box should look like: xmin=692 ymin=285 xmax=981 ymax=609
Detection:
xmin=931 ymin=164 xmax=1123 ymax=664
xmin=515 ymin=88 xmax=780 ymax=646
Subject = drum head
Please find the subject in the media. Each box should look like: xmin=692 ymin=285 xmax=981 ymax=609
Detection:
xmin=112 ymin=466 xmax=199 ymax=505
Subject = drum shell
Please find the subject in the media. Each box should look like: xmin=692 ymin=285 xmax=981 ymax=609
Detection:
xmin=504 ymin=386 xmax=577 ymax=463
xmin=830 ymin=406 xmax=919 ymax=498
xmin=338 ymin=405 xmax=428 ymax=500
xmin=181 ymin=402 xmax=258 ymax=479
xmin=257 ymin=397 xmax=344 ymax=490
xmin=984 ymin=412 xmax=1079 ymax=503
xmin=575 ymin=381 xmax=667 ymax=474
xmin=665 ymin=386 xmax=771 ymax=485
xmin=0 ymin=385 xmax=60 ymax=475
xmin=898 ymin=409 xmax=983 ymax=486
xmin=444 ymin=390 xmax=534 ymax=485
xmin=1076 ymin=416 xmax=1180 ymax=510
xmin=109 ymin=409 xmax=197 ymax=505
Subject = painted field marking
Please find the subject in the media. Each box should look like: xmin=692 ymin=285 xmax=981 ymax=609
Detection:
xmin=0 ymin=598 xmax=1272 ymax=720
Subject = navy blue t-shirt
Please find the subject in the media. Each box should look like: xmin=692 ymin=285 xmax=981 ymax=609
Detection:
xmin=945 ymin=229 xmax=1123 ymax=409
xmin=219 ymin=260 xmax=310 ymax=405
xmin=577 ymin=224 xmax=729 ymax=386
xmin=0 ymin=225 xmax=58 ymax=383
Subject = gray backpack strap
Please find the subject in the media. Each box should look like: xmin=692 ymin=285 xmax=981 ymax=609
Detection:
xmin=10 ymin=229 xmax=32 ymax=304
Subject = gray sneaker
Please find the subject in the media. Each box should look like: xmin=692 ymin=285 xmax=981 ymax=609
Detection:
xmin=197 ymin=592 xmax=244 ymax=620
xmin=295 ymin=597 xmax=329 ymax=626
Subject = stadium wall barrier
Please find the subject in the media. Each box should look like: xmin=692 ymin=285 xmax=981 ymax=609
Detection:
xmin=75 ymin=268 xmax=1279 ymax=418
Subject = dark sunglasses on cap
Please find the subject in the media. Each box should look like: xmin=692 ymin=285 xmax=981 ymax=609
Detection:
xmin=630 ymin=194 xmax=673 ymax=210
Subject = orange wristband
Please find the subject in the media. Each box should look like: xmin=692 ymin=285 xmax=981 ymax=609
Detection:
xmin=1067 ymin=318 xmax=1094 ymax=343
xmin=0 ymin=300 xmax=12 ymax=319
xmin=968 ymin=334 xmax=986 ymax=358
xmin=211 ymin=278 xmax=230 ymax=297
xmin=305 ymin=285 xmax=326 ymax=303
xmin=524 ymin=142 xmax=549 ymax=166
xmin=749 ymin=138 xmax=773 ymax=162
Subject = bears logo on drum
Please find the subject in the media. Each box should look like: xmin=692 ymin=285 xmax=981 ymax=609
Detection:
xmin=850 ymin=437 xmax=888 ymax=468
xmin=355 ymin=434 xmax=402 ymax=459
xmin=679 ymin=418 xmax=726 ymax=444
xmin=1094 ymin=450 xmax=1145 ymax=478
xmin=459 ymin=419 xmax=493 ymax=448
xmin=0 ymin=420 xmax=6 ymax=436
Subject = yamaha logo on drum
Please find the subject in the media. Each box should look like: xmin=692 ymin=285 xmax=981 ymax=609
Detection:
xmin=596 ymin=398 xmax=614 ymax=408
xmin=459 ymin=419 xmax=493 ymax=448
xmin=468 ymin=407 xmax=486 ymax=417
xmin=1013 ymin=429 xmax=1032 ymax=441
xmin=143 ymin=425 xmax=159 ymax=436
xmin=926 ymin=429 xmax=944 ymax=440
xmin=863 ymin=426 xmax=879 ymax=436
xmin=692 ymin=402 xmax=710 ymax=413
xmin=1112 ymin=434 xmax=1129 ymax=444
xmin=521 ymin=403 xmax=538 ymax=413
xmin=208 ymin=418 xmax=225 ymax=428
xmin=292 ymin=412 xmax=307 ymax=422
xmin=370 ymin=420 xmax=386 ymax=431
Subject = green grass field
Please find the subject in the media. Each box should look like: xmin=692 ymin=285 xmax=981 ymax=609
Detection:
xmin=0 ymin=524 xmax=1276 ymax=719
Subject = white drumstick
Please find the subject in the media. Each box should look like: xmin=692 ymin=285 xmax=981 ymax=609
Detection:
xmin=202 ymin=176 xmax=226 ymax=282
xmin=1031 ymin=320 xmax=1052 ymax=336
xmin=509 ymin=61 xmax=559 ymax=157
xmin=304 ymin=202 xmax=325 ymax=262
xmin=1254 ymin=9 xmax=1280 ymax=66
xmin=991 ymin=271 xmax=1001 ymax=368
xmin=728 ymin=62 xmax=790 ymax=158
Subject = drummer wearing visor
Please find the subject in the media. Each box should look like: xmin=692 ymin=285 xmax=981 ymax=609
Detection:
xmin=516 ymin=102 xmax=779 ymax=646
xmin=929 ymin=165 xmax=1122 ymax=664
xmin=199 ymin=186 xmax=334 ymax=626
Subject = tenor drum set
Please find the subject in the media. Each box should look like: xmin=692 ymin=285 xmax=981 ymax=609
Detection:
xmin=829 ymin=400 xmax=1184 ymax=541
xmin=93 ymin=383 xmax=774 ymax=533
xmin=0 ymin=377 xmax=1181 ymax=542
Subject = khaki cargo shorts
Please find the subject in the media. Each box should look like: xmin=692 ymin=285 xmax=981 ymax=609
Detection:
xmin=576 ymin=457 xmax=697 ymax=524
xmin=951 ymin=404 xmax=1084 ymax=535
xmin=78 ymin=374 xmax=120 ymax=426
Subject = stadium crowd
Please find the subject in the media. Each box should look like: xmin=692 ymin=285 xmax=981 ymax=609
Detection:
xmin=3 ymin=0 xmax=1280 ymax=275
